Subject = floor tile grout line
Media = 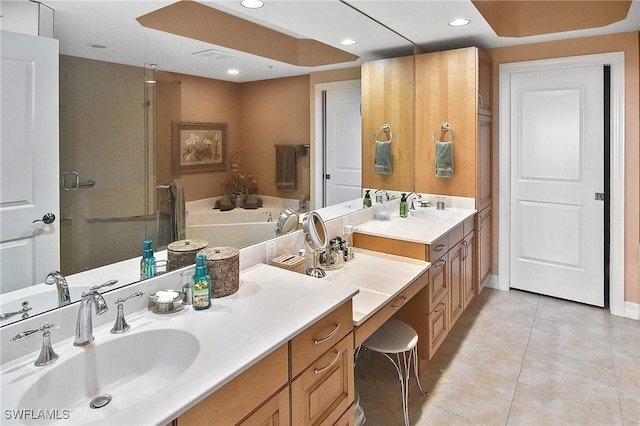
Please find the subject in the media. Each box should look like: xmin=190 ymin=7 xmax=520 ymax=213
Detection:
xmin=504 ymin=294 xmax=541 ymax=426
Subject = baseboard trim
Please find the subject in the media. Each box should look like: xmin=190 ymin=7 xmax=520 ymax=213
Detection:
xmin=484 ymin=274 xmax=500 ymax=290
xmin=624 ymin=301 xmax=640 ymax=320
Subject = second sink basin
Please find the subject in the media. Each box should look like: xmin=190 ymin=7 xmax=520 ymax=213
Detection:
xmin=17 ymin=329 xmax=199 ymax=425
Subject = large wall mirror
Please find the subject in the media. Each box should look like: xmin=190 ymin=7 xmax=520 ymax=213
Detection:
xmin=1 ymin=0 xmax=414 ymax=327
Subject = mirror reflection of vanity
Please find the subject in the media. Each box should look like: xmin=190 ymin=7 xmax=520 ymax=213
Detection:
xmin=1 ymin=0 xmax=413 ymax=327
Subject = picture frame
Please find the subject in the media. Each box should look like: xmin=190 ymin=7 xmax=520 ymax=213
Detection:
xmin=173 ymin=122 xmax=227 ymax=173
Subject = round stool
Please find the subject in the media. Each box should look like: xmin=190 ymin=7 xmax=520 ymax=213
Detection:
xmin=360 ymin=319 xmax=428 ymax=426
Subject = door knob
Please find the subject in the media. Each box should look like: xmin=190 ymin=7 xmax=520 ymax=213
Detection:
xmin=33 ymin=213 xmax=56 ymax=225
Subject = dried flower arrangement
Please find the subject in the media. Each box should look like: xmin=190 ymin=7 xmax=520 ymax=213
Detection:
xmin=223 ymin=153 xmax=258 ymax=197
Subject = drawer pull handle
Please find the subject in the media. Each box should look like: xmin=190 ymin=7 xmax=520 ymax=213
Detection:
xmin=434 ymin=259 xmax=446 ymax=267
xmin=434 ymin=303 xmax=445 ymax=313
xmin=314 ymin=323 xmax=340 ymax=345
xmin=434 ymin=244 xmax=446 ymax=252
xmin=314 ymin=350 xmax=341 ymax=374
xmin=392 ymin=296 xmax=407 ymax=309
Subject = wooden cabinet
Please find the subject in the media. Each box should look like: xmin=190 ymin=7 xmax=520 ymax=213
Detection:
xmin=463 ymin=230 xmax=476 ymax=309
xmin=177 ymin=301 xmax=355 ymax=426
xmin=414 ymin=47 xmax=478 ymax=199
xmin=478 ymin=49 xmax=492 ymax=116
xmin=361 ymin=56 xmax=415 ymax=192
xmin=291 ymin=334 xmax=354 ymax=426
xmin=477 ymin=114 xmax=492 ymax=211
xmin=477 ymin=206 xmax=492 ymax=293
xmin=178 ymin=343 xmax=289 ymax=426
xmin=427 ymin=294 xmax=448 ymax=359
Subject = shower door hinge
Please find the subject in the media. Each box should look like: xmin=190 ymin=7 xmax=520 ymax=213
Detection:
xmin=595 ymin=192 xmax=605 ymax=201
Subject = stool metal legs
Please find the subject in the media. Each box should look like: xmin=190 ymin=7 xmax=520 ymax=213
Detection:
xmin=379 ymin=346 xmax=428 ymax=426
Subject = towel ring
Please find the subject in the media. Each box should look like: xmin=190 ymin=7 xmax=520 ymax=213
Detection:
xmin=432 ymin=122 xmax=454 ymax=143
xmin=374 ymin=124 xmax=393 ymax=143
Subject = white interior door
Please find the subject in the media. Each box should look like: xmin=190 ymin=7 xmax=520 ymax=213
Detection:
xmin=510 ymin=65 xmax=604 ymax=306
xmin=0 ymin=31 xmax=60 ymax=293
xmin=324 ymin=84 xmax=362 ymax=206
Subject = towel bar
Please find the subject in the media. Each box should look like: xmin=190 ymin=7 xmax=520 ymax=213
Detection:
xmin=432 ymin=122 xmax=455 ymax=143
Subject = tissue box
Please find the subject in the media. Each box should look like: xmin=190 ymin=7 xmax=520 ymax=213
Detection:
xmin=270 ymin=254 xmax=306 ymax=275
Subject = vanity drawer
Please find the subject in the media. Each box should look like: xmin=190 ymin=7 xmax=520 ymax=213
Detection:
xmin=427 ymin=298 xmax=449 ymax=360
xmin=354 ymin=270 xmax=427 ymax=347
xmin=291 ymin=300 xmax=353 ymax=378
xmin=291 ymin=334 xmax=355 ymax=426
xmin=427 ymin=253 xmax=448 ymax=313
xmin=427 ymin=234 xmax=448 ymax=261
xmin=463 ymin=214 xmax=475 ymax=236
xmin=447 ymin=222 xmax=464 ymax=247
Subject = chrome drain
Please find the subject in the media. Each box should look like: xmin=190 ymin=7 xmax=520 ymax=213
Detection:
xmin=89 ymin=394 xmax=112 ymax=409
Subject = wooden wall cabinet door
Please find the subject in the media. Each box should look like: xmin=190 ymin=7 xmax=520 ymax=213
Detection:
xmin=477 ymin=206 xmax=492 ymax=293
xmin=477 ymin=114 xmax=492 ymax=211
xmin=361 ymin=56 xmax=415 ymax=192
xmin=414 ymin=47 xmax=477 ymax=197
xmin=478 ymin=50 xmax=493 ymax=116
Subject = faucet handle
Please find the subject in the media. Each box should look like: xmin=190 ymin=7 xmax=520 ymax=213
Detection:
xmin=111 ymin=292 xmax=143 ymax=334
xmin=11 ymin=323 xmax=59 ymax=367
xmin=90 ymin=279 xmax=118 ymax=292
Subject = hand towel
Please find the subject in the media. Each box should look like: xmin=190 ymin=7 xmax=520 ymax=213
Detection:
xmin=275 ymin=144 xmax=296 ymax=191
xmin=435 ymin=141 xmax=454 ymax=178
xmin=170 ymin=178 xmax=186 ymax=240
xmin=374 ymin=140 xmax=392 ymax=175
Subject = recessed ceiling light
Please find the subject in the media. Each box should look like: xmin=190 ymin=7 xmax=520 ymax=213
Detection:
xmin=449 ymin=18 xmax=471 ymax=27
xmin=227 ymin=69 xmax=240 ymax=75
xmin=241 ymin=0 xmax=263 ymax=9
xmin=340 ymin=38 xmax=356 ymax=46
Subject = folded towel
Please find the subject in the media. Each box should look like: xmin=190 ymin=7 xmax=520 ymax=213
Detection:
xmin=374 ymin=140 xmax=392 ymax=175
xmin=275 ymin=145 xmax=296 ymax=192
xmin=169 ymin=179 xmax=186 ymax=240
xmin=435 ymin=140 xmax=454 ymax=178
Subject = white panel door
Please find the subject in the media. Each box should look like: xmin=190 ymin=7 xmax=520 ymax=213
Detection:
xmin=0 ymin=31 xmax=59 ymax=293
xmin=324 ymin=85 xmax=362 ymax=206
xmin=510 ymin=65 xmax=604 ymax=306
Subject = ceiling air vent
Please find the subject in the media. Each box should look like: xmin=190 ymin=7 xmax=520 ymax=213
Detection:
xmin=192 ymin=48 xmax=235 ymax=60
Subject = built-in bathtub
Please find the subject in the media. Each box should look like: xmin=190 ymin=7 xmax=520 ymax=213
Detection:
xmin=186 ymin=196 xmax=300 ymax=248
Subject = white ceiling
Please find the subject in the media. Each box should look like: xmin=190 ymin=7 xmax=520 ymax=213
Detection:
xmin=44 ymin=0 xmax=640 ymax=82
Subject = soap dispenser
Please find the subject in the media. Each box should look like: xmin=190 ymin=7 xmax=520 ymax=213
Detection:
xmin=192 ymin=254 xmax=211 ymax=310
xmin=363 ymin=190 xmax=372 ymax=208
xmin=399 ymin=193 xmax=408 ymax=218
xmin=139 ymin=239 xmax=156 ymax=280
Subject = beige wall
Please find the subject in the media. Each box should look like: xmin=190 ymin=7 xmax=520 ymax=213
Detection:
xmin=487 ymin=31 xmax=640 ymax=305
xmin=160 ymin=73 xmax=311 ymax=202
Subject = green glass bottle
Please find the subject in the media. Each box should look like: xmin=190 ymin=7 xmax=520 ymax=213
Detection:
xmin=400 ymin=193 xmax=408 ymax=218
xmin=192 ymin=254 xmax=211 ymax=310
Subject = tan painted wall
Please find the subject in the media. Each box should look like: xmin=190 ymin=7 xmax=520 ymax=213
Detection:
xmin=487 ymin=31 xmax=640 ymax=304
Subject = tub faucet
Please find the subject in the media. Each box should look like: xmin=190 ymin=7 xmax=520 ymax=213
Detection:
xmin=45 ymin=271 xmax=71 ymax=307
xmin=73 ymin=280 xmax=117 ymax=346
xmin=266 ymin=212 xmax=273 ymax=222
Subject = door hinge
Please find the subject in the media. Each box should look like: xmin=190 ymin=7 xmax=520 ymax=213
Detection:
xmin=595 ymin=192 xmax=605 ymax=201
xmin=325 ymin=174 xmax=331 ymax=180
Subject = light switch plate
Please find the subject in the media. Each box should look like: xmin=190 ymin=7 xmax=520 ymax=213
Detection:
xmin=266 ymin=240 xmax=276 ymax=263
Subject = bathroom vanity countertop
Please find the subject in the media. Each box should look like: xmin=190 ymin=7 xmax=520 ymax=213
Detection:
xmin=354 ymin=207 xmax=476 ymax=245
xmin=0 ymin=263 xmax=358 ymax=426
xmin=323 ymin=248 xmax=430 ymax=326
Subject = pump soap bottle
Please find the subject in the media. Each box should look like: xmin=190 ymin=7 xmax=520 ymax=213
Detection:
xmin=140 ymin=239 xmax=156 ymax=280
xmin=400 ymin=193 xmax=408 ymax=218
xmin=192 ymin=254 xmax=211 ymax=310
xmin=363 ymin=189 xmax=372 ymax=208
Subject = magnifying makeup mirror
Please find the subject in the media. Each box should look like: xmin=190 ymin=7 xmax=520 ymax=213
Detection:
xmin=302 ymin=211 xmax=328 ymax=278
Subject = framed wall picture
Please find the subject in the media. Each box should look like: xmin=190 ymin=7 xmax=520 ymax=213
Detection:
xmin=173 ymin=122 xmax=227 ymax=173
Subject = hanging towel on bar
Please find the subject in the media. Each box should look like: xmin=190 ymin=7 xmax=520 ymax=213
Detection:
xmin=170 ymin=178 xmax=186 ymax=240
xmin=435 ymin=141 xmax=454 ymax=178
xmin=374 ymin=140 xmax=392 ymax=175
xmin=275 ymin=144 xmax=296 ymax=191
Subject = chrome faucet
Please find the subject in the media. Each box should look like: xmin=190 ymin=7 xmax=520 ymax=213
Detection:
xmin=45 ymin=271 xmax=71 ymax=307
xmin=11 ymin=323 xmax=58 ymax=366
xmin=73 ymin=280 xmax=117 ymax=346
xmin=406 ymin=192 xmax=422 ymax=210
xmin=375 ymin=189 xmax=390 ymax=203
xmin=0 ymin=301 xmax=32 ymax=320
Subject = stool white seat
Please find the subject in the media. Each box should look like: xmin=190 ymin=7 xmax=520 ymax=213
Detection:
xmin=360 ymin=319 xmax=427 ymax=426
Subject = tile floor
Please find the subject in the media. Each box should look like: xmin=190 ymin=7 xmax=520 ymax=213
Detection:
xmin=355 ymin=288 xmax=640 ymax=426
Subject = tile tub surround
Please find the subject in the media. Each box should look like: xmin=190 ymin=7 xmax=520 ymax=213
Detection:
xmin=1 ymin=264 xmax=358 ymax=425
xmin=356 ymin=288 xmax=640 ymax=425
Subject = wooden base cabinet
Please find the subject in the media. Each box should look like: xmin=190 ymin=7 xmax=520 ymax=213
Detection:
xmin=477 ymin=206 xmax=492 ymax=293
xmin=240 ymin=387 xmax=290 ymax=426
xmin=291 ymin=334 xmax=355 ymax=426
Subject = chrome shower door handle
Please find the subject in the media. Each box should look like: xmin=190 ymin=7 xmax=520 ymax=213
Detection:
xmin=62 ymin=171 xmax=95 ymax=190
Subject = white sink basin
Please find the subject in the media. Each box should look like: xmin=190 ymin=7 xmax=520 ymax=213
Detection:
xmin=15 ymin=329 xmax=199 ymax=425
